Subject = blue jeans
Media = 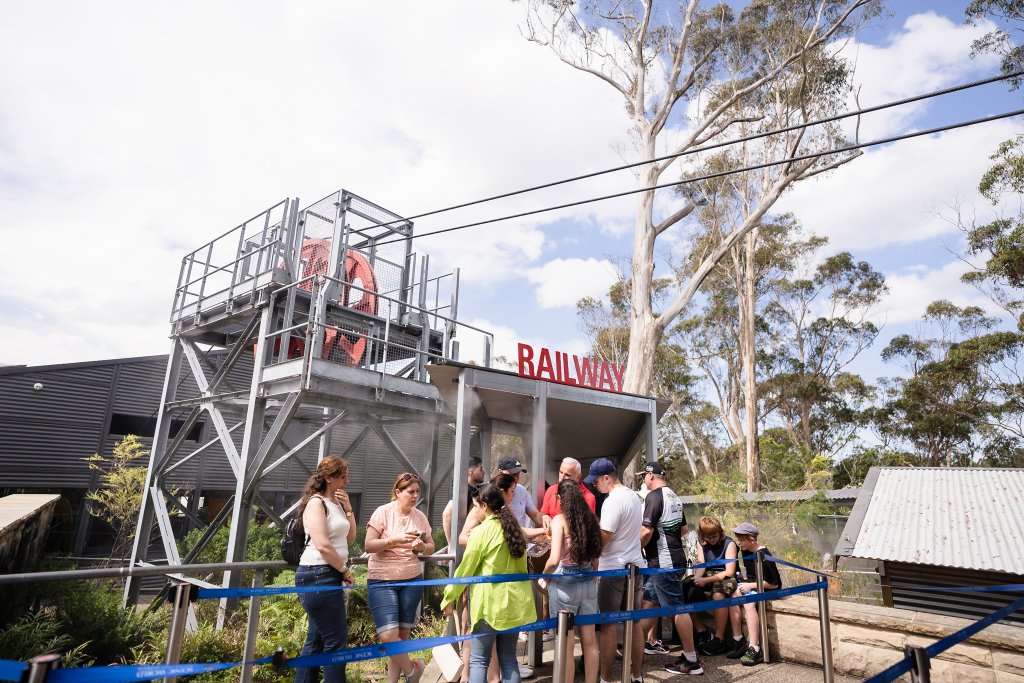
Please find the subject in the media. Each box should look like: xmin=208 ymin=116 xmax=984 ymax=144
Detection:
xmin=366 ymin=575 xmax=424 ymax=633
xmin=295 ymin=564 xmax=348 ymax=683
xmin=469 ymin=621 xmax=519 ymax=683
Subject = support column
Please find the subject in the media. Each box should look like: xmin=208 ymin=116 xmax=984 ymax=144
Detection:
xmin=124 ymin=340 xmax=183 ymax=605
xmin=219 ymin=304 xmax=274 ymax=625
xmin=451 ymin=368 xmax=474 ymax=564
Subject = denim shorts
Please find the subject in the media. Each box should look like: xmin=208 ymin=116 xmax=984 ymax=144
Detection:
xmin=366 ymin=575 xmax=424 ymax=634
xmin=548 ymin=565 xmax=598 ymax=617
xmin=645 ymin=570 xmax=685 ymax=607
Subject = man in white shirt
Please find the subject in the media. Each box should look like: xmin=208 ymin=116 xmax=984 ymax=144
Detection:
xmin=585 ymin=458 xmax=645 ymax=683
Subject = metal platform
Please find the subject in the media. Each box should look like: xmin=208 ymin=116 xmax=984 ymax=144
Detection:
xmin=126 ymin=189 xmax=493 ymax=616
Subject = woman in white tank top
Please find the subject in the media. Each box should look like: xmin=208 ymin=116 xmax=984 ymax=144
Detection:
xmin=294 ymin=456 xmax=358 ymax=683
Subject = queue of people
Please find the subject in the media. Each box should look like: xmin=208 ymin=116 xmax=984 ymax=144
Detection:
xmin=293 ymin=454 xmax=780 ymax=683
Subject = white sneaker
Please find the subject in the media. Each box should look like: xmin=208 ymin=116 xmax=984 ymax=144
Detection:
xmin=519 ymin=632 xmax=529 ymax=642
xmin=518 ymin=664 xmax=534 ymax=678
xmin=542 ymin=630 xmax=556 ymax=642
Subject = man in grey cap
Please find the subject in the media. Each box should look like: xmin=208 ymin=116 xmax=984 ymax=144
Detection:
xmin=585 ymin=457 xmax=646 ymax=683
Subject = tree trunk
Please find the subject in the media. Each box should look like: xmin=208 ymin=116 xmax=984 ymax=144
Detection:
xmin=741 ymin=229 xmax=761 ymax=492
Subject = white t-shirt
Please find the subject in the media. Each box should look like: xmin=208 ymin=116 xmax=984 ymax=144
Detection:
xmin=598 ymin=485 xmax=646 ymax=570
xmin=299 ymin=495 xmax=351 ymax=567
xmin=509 ymin=484 xmax=536 ymax=528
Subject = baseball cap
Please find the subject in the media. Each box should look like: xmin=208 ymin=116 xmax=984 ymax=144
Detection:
xmin=643 ymin=462 xmax=666 ymax=476
xmin=732 ymin=522 xmax=759 ymax=537
xmin=584 ymin=457 xmax=616 ymax=484
xmin=497 ymin=456 xmax=527 ymax=474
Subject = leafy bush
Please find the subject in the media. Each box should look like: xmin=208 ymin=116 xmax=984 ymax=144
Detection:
xmin=0 ymin=579 xmax=162 ymax=665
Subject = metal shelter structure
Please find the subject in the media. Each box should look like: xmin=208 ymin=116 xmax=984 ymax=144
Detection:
xmin=125 ymin=189 xmax=493 ymax=611
xmin=427 ymin=362 xmax=667 ymax=558
xmin=427 ymin=362 xmax=667 ymax=665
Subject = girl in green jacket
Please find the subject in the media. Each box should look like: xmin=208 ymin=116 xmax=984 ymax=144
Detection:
xmin=442 ymin=483 xmax=537 ymax=683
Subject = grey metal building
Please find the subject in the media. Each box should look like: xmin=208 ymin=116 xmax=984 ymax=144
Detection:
xmin=0 ymin=352 xmax=457 ymax=556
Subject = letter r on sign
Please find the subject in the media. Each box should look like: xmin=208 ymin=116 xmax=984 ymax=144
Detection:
xmin=518 ymin=343 xmax=536 ymax=377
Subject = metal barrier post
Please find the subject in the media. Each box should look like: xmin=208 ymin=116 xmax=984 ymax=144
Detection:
xmin=755 ymin=550 xmax=770 ymax=664
xmin=239 ymin=569 xmax=265 ymax=683
xmin=817 ymin=584 xmax=834 ymax=683
xmin=23 ymin=654 xmax=61 ymax=683
xmin=552 ymin=610 xmax=573 ymax=683
xmin=165 ymin=582 xmax=196 ymax=683
xmin=621 ymin=563 xmax=637 ymax=683
xmin=904 ymin=645 xmax=931 ymax=683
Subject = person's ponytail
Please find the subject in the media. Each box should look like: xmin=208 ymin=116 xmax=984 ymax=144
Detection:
xmin=497 ymin=506 xmax=527 ymax=558
xmin=475 ymin=482 xmax=526 ymax=558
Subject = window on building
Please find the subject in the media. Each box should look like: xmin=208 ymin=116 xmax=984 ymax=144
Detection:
xmin=109 ymin=414 xmax=205 ymax=441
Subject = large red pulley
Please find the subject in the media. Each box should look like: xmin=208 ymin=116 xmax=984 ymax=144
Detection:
xmin=262 ymin=238 xmax=378 ymax=365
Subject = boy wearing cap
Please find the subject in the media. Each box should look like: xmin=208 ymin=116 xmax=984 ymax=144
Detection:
xmin=496 ymin=456 xmax=549 ymax=534
xmin=584 ymin=458 xmax=646 ymax=683
xmin=638 ymin=462 xmax=703 ymax=675
xmin=725 ymin=522 xmax=781 ymax=666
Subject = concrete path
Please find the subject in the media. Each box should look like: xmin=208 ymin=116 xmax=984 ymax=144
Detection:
xmin=422 ymin=638 xmax=860 ymax=683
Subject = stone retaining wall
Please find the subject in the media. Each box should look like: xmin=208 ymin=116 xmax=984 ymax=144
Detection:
xmin=768 ymin=595 xmax=1024 ymax=682
xmin=0 ymin=493 xmax=61 ymax=573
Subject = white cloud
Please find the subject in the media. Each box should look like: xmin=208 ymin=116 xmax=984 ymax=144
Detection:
xmin=880 ymin=260 xmax=997 ymax=326
xmin=778 ymin=118 xmax=1020 ymax=252
xmin=526 ymin=258 xmax=619 ymax=309
xmin=840 ymin=12 xmax=1000 ymax=138
xmin=0 ymin=1 xmax=635 ymax=366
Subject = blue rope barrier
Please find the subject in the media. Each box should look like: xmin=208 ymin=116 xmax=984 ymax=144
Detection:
xmin=863 ymin=594 xmax=1024 ymax=683
xmin=0 ymin=659 xmax=27 ymax=682
xmin=575 ymin=579 xmax=827 ymax=626
xmin=47 ymin=657 xmax=273 ymax=683
xmin=198 ymin=568 xmax=633 ymax=599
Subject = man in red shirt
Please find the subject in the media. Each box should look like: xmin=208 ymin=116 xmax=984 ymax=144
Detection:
xmin=540 ymin=457 xmax=597 ymax=519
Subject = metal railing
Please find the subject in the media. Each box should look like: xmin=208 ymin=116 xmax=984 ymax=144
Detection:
xmin=2 ymin=554 xmax=456 ymax=683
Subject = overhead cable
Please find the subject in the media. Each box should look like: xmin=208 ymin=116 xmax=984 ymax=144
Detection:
xmin=375 ymin=106 xmax=1024 ymax=247
xmin=365 ymin=69 xmax=1023 ymax=232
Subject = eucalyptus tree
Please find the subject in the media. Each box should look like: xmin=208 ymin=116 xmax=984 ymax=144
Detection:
xmin=876 ymin=301 xmax=1023 ymax=466
xmin=519 ymin=0 xmax=881 ymax=487
xmin=760 ymin=251 xmax=887 ymax=457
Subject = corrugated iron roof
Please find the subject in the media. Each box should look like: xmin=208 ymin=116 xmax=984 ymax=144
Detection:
xmin=848 ymin=467 xmax=1024 ymax=574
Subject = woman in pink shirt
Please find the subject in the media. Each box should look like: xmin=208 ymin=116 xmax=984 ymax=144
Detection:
xmin=364 ymin=473 xmax=435 ymax=683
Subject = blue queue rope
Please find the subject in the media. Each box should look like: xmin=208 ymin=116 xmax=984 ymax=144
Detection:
xmin=0 ymin=660 xmax=27 ymax=682
xmin=198 ymin=568 xmax=632 ymax=600
xmin=47 ymin=658 xmax=272 ymax=683
xmin=863 ymin=593 xmax=1024 ymax=683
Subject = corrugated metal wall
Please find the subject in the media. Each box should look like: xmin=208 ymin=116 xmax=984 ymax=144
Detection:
xmin=887 ymin=562 xmax=1024 ymax=626
xmin=0 ymin=356 xmax=453 ymax=529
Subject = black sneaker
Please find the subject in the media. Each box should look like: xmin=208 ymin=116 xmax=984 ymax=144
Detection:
xmin=644 ymin=640 xmax=670 ymax=655
xmin=665 ymin=657 xmax=704 ymax=675
xmin=695 ymin=631 xmax=711 ymax=645
xmin=740 ymin=646 xmax=764 ymax=666
xmin=725 ymin=637 xmax=749 ymax=659
xmin=697 ymin=635 xmax=724 ymax=656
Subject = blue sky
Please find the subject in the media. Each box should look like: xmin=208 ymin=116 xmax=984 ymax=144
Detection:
xmin=0 ymin=1 xmax=1020 ymax=395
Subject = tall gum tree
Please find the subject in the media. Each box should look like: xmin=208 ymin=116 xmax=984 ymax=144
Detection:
xmin=521 ymin=0 xmax=879 ymax=487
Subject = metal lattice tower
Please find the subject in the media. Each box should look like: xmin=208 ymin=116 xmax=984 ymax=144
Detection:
xmin=124 ymin=189 xmax=493 ymax=613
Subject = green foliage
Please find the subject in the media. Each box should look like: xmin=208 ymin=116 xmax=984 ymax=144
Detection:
xmin=966 ymin=1 xmax=1024 ymax=88
xmin=831 ymin=446 xmax=915 ymax=489
xmin=0 ymin=578 xmax=163 ymax=665
xmin=0 ymin=609 xmax=92 ymax=666
xmin=179 ymin=521 xmax=289 ymax=586
xmin=81 ymin=435 xmax=151 ymax=559
xmin=757 ymin=429 xmax=832 ymax=491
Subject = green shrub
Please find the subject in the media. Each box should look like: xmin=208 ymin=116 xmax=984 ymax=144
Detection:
xmin=0 ymin=579 xmax=162 ymax=665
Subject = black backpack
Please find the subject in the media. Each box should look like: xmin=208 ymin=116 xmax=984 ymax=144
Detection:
xmin=281 ymin=496 xmax=326 ymax=565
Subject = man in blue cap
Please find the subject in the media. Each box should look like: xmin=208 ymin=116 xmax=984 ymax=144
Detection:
xmin=585 ymin=458 xmax=646 ymax=683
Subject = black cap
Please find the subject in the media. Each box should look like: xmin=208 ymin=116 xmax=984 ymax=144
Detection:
xmin=643 ymin=462 xmax=666 ymax=476
xmin=497 ymin=456 xmax=527 ymax=474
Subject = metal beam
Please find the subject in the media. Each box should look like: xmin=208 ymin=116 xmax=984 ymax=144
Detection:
xmin=367 ymin=420 xmax=422 ymax=477
xmin=259 ymin=411 xmax=347 ymax=480
xmin=241 ymin=391 xmax=303 ymax=498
